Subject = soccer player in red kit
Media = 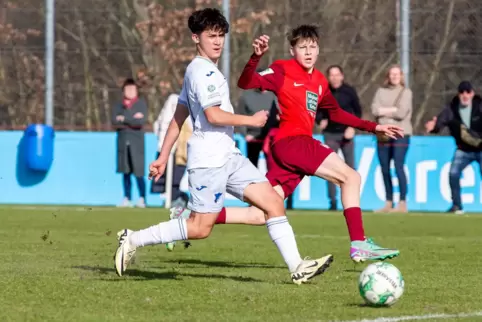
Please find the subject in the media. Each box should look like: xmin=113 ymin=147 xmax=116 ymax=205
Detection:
xmin=168 ymin=25 xmax=402 ymax=263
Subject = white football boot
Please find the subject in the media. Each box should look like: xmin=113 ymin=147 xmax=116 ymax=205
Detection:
xmin=291 ymin=254 xmax=334 ymax=285
xmin=114 ymin=229 xmax=137 ymax=276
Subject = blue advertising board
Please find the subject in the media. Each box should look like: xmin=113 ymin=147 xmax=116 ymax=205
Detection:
xmin=0 ymin=131 xmax=479 ymax=212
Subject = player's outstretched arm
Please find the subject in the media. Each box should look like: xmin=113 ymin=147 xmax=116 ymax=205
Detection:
xmin=204 ymin=106 xmax=268 ymax=128
xmin=237 ymin=35 xmax=283 ymax=93
xmin=321 ymin=91 xmax=377 ymax=133
xmin=321 ymin=91 xmax=404 ymax=139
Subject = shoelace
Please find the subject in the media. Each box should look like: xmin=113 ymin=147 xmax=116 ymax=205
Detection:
xmin=366 ymin=238 xmax=379 ymax=246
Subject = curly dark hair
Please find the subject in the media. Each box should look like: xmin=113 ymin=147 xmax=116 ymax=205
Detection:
xmin=188 ymin=8 xmax=229 ymax=35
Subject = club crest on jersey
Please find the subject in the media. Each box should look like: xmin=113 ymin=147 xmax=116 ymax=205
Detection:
xmin=306 ymin=91 xmax=318 ymax=113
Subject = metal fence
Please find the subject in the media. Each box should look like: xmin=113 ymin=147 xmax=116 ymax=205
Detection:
xmin=1 ymin=0 xmax=481 ymax=132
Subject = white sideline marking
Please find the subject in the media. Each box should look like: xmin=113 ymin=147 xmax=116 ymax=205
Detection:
xmin=336 ymin=311 xmax=482 ymax=322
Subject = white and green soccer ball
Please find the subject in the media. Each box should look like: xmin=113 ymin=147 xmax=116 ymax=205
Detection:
xmin=359 ymin=262 xmax=404 ymax=306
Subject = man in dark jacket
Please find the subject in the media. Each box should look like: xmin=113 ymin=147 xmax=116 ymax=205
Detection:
xmin=237 ymin=82 xmax=279 ymax=167
xmin=112 ymin=78 xmax=148 ymax=208
xmin=425 ymin=81 xmax=482 ymax=214
xmin=316 ymin=65 xmax=362 ymax=210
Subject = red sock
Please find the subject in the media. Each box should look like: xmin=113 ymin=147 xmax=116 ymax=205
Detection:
xmin=215 ymin=207 xmax=227 ymax=224
xmin=343 ymin=207 xmax=365 ymax=241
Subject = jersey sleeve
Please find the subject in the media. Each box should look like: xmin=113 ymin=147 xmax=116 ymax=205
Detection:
xmin=192 ymin=70 xmax=222 ymax=110
xmin=178 ymin=82 xmax=188 ymax=107
xmin=237 ymin=54 xmax=284 ymax=93
xmin=320 ymin=89 xmax=377 ymax=133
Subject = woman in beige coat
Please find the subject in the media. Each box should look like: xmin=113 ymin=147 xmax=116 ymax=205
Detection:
xmin=371 ymin=65 xmax=412 ymax=213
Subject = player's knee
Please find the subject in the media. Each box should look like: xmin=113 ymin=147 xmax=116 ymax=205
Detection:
xmin=263 ymin=192 xmax=285 ymax=218
xmin=251 ymin=211 xmax=267 ymax=225
xmin=186 ymin=215 xmax=214 ymax=239
xmin=188 ymin=224 xmax=212 ymax=239
xmin=344 ymin=168 xmax=361 ymax=187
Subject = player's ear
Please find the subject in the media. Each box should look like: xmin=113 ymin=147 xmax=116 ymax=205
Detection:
xmin=192 ymin=33 xmax=200 ymax=44
xmin=289 ymin=47 xmax=294 ymax=57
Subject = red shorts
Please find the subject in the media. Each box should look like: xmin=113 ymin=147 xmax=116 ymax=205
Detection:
xmin=266 ymin=135 xmax=334 ymax=197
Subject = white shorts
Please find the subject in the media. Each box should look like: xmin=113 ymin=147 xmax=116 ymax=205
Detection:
xmin=187 ymin=153 xmax=267 ymax=213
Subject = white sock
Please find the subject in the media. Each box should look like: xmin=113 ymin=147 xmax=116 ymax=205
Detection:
xmin=129 ymin=218 xmax=188 ymax=247
xmin=266 ymin=216 xmax=302 ymax=273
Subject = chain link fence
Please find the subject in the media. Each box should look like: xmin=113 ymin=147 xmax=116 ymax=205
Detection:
xmin=1 ymin=0 xmax=481 ymax=132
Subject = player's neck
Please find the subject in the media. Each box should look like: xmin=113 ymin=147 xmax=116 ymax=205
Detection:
xmin=293 ymin=59 xmax=314 ymax=74
xmin=196 ymin=50 xmax=219 ymax=66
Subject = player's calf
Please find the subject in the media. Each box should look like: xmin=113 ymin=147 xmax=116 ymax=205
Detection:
xmin=185 ymin=212 xmax=217 ymax=239
xmin=243 ymin=182 xmax=332 ymax=283
xmin=114 ymin=212 xmax=218 ymax=275
xmin=314 ymin=153 xmax=399 ymax=261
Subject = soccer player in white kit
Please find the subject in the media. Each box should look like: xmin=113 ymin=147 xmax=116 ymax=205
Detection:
xmin=114 ymin=8 xmax=333 ymax=284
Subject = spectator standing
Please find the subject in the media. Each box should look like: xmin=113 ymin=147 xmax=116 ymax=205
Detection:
xmin=153 ymin=93 xmax=191 ymax=207
xmin=425 ymin=81 xmax=482 ymax=214
xmin=371 ymin=65 xmax=412 ymax=213
xmin=172 ymin=117 xmax=192 ymax=207
xmin=316 ymin=65 xmax=361 ymax=211
xmin=237 ymin=79 xmax=278 ymax=167
xmin=112 ymin=78 xmax=148 ymax=208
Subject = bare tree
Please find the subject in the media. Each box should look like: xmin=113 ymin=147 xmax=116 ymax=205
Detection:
xmin=3 ymin=0 xmax=482 ymax=132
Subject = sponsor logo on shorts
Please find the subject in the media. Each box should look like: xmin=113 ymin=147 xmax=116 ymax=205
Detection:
xmin=206 ymin=71 xmax=214 ymax=77
xmin=306 ymin=91 xmax=318 ymax=113
xmin=196 ymin=185 xmax=207 ymax=191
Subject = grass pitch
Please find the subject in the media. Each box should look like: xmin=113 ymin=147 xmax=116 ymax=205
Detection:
xmin=1 ymin=206 xmax=481 ymax=322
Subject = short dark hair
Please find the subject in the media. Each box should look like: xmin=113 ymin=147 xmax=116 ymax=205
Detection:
xmin=326 ymin=65 xmax=344 ymax=75
xmin=288 ymin=25 xmax=319 ymax=47
xmin=122 ymin=78 xmax=137 ymax=90
xmin=188 ymin=8 xmax=229 ymax=35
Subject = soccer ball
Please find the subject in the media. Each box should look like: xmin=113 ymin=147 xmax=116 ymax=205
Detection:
xmin=358 ymin=262 xmax=404 ymax=306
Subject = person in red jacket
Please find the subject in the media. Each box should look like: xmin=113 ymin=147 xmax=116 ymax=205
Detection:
xmin=171 ymin=25 xmax=403 ymax=263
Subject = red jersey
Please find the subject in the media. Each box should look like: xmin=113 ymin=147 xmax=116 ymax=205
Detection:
xmin=238 ymin=54 xmax=377 ymax=142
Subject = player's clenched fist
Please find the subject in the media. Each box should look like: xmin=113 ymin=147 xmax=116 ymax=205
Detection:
xmin=253 ymin=35 xmax=270 ymax=56
xmin=250 ymin=110 xmax=269 ymax=127
xmin=149 ymin=159 xmax=167 ymax=181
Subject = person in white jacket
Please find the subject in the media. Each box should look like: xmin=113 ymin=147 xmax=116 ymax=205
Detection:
xmin=154 ymin=93 xmax=180 ymax=154
xmin=152 ymin=93 xmax=191 ymax=207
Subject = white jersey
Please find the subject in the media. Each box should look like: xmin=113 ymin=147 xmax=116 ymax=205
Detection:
xmin=178 ymin=56 xmax=239 ymax=169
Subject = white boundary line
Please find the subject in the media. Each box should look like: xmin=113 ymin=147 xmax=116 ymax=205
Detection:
xmin=336 ymin=311 xmax=482 ymax=322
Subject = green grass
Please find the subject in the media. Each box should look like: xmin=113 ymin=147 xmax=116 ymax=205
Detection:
xmin=1 ymin=206 xmax=481 ymax=322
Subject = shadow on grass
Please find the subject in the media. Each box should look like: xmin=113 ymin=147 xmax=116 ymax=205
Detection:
xmin=72 ymin=265 xmax=263 ymax=283
xmin=344 ymin=268 xmax=363 ymax=273
xmin=163 ymin=259 xmax=284 ymax=269
xmin=345 ymin=302 xmax=392 ymax=309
